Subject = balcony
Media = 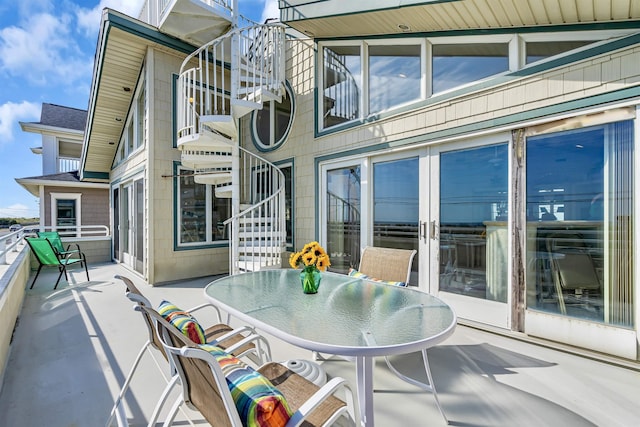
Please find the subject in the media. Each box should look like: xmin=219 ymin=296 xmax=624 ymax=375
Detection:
xmin=139 ymin=0 xmax=234 ymax=46
xmin=0 ymin=258 xmax=639 ymax=425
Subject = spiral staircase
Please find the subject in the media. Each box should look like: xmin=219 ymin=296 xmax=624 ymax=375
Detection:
xmin=171 ymin=1 xmax=287 ymax=274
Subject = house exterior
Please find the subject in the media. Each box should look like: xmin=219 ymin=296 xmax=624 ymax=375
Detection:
xmin=16 ymin=103 xmax=111 ymax=262
xmin=80 ymin=1 xmax=640 ymax=361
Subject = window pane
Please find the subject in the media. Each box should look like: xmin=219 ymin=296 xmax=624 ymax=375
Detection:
xmin=526 ymin=41 xmax=595 ymax=64
xmin=281 ymin=165 xmax=293 ymax=246
xmin=211 ymin=195 xmax=230 ymax=241
xmin=179 ymin=171 xmax=206 ymax=243
xmin=440 ymin=144 xmax=509 ymax=302
xmin=323 ymin=45 xmax=361 ymax=128
xmin=526 ymin=121 xmax=634 ymax=327
xmin=373 ymin=158 xmax=419 ymax=285
xmin=432 ymin=43 xmax=509 ymax=93
xmin=136 ymin=83 xmax=145 ymax=149
xmin=255 ymin=101 xmax=271 ymax=145
xmin=369 ymin=44 xmax=421 ymax=113
xmin=326 ymin=166 xmax=361 ymax=273
xmin=56 ymin=199 xmax=77 ymax=227
xmin=274 ymin=92 xmax=292 ymax=142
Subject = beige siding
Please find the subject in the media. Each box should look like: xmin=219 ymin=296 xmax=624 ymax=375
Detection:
xmin=43 ymin=186 xmax=109 ymax=230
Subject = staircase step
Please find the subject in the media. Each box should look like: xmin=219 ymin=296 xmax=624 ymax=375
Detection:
xmin=241 ymin=86 xmax=282 ymax=104
xmin=200 ymin=115 xmax=237 ymax=138
xmin=180 ymin=146 xmax=232 ymax=169
xmin=231 ymin=98 xmax=262 ymax=119
xmin=215 ymin=185 xmax=232 ymax=198
xmin=178 ymin=129 xmax=232 ymax=149
xmin=193 ymin=171 xmax=232 ymax=186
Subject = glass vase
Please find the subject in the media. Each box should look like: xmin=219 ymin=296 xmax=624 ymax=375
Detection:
xmin=300 ymin=267 xmax=321 ymax=294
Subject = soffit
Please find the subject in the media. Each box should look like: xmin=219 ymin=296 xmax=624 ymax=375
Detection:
xmin=282 ymin=0 xmax=640 ymax=38
xmin=81 ymin=10 xmax=196 ymax=180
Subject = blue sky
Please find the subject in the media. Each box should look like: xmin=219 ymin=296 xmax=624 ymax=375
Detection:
xmin=0 ymin=0 xmax=277 ymax=218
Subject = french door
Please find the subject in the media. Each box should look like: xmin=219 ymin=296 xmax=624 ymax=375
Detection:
xmin=118 ymin=177 xmax=144 ymax=274
xmin=424 ymin=135 xmax=511 ymax=328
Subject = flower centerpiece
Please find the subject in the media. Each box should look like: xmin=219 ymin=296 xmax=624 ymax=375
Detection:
xmin=289 ymin=241 xmax=331 ymax=294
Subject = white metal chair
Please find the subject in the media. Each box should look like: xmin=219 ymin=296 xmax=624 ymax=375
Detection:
xmin=141 ymin=304 xmax=357 ymax=427
xmin=106 ymin=275 xmax=272 ymax=427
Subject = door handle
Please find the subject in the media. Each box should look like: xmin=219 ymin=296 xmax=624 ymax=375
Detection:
xmin=419 ymin=221 xmax=428 ymax=242
xmin=430 ymin=220 xmax=438 ymax=240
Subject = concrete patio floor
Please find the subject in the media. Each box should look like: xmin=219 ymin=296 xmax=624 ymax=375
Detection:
xmin=0 ymin=261 xmax=639 ymax=426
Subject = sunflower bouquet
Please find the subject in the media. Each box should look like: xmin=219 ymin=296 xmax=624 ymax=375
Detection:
xmin=289 ymin=241 xmax=331 ymax=271
xmin=289 ymin=242 xmax=330 ymax=294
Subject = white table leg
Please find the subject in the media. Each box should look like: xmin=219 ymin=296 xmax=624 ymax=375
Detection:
xmin=355 ymin=355 xmax=374 ymax=427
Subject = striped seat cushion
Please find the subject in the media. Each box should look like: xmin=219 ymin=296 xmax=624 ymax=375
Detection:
xmin=199 ymin=343 xmax=292 ymax=427
xmin=158 ymin=300 xmax=206 ymax=344
xmin=348 ymin=268 xmax=406 ymax=287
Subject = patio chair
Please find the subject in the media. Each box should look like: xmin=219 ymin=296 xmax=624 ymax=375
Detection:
xmin=36 ymin=231 xmax=84 ymax=260
xmin=107 ymin=275 xmax=272 ymax=427
xmin=546 ymin=233 xmax=601 ymax=314
xmin=355 ymin=246 xmax=417 ymax=285
xmin=141 ymin=304 xmax=357 ymax=427
xmin=25 ymin=237 xmax=89 ymax=290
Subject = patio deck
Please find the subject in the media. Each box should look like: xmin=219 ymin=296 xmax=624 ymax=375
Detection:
xmin=0 ymin=261 xmax=639 ymax=426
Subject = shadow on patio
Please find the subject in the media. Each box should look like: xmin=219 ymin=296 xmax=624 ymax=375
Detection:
xmin=0 ymin=261 xmax=639 ymax=426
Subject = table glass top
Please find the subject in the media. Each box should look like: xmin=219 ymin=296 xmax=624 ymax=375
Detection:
xmin=204 ymin=269 xmax=456 ymax=356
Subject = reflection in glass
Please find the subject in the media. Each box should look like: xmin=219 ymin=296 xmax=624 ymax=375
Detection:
xmin=369 ymin=45 xmax=421 ymax=113
xmin=373 ymin=158 xmax=419 ymax=285
xmin=526 ymin=121 xmax=633 ymax=327
xmin=323 ymin=46 xmax=361 ymax=128
xmin=254 ymin=86 xmax=292 ymax=148
xmin=439 ymin=144 xmax=508 ymax=302
xmin=179 ymin=170 xmax=230 ymax=244
xmin=526 ymin=41 xmax=595 ymax=64
xmin=432 ymin=43 xmax=508 ymax=94
xmin=326 ymin=166 xmax=361 ymax=273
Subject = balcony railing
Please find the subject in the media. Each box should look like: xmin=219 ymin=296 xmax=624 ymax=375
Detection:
xmin=58 ymin=157 xmax=80 ymax=173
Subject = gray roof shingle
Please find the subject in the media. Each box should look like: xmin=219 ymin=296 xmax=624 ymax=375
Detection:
xmin=38 ymin=103 xmax=87 ymax=131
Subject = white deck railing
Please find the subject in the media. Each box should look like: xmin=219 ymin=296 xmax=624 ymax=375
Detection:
xmin=224 ymin=146 xmax=286 ymax=274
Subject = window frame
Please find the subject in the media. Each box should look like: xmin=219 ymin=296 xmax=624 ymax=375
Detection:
xmin=251 ymin=80 xmax=296 ymax=152
xmin=50 ymin=192 xmax=82 ymax=237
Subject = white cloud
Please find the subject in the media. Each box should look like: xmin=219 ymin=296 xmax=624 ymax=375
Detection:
xmin=76 ymin=0 xmax=146 ymax=36
xmin=0 ymin=12 xmax=91 ymax=86
xmin=0 ymin=101 xmax=40 ymax=142
xmin=0 ymin=203 xmax=37 ymax=218
xmin=261 ymin=0 xmax=280 ymax=23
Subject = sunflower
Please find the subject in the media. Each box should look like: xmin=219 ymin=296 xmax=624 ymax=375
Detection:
xmin=290 ymin=241 xmax=331 ymax=271
xmin=316 ymin=254 xmax=331 ymax=271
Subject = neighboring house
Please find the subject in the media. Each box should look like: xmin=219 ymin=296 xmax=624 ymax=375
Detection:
xmin=80 ymin=1 xmax=640 ymax=361
xmin=16 ymin=103 xmax=110 ymax=262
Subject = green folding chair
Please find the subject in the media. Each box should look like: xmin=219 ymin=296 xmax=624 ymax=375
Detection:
xmin=26 ymin=237 xmax=90 ymax=290
xmin=36 ymin=231 xmax=82 ymax=260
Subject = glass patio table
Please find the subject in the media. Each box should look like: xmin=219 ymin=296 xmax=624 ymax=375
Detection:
xmin=204 ymin=269 xmax=457 ymax=427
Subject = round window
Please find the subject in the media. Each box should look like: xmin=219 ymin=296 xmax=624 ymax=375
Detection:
xmin=251 ymin=81 xmax=294 ymax=151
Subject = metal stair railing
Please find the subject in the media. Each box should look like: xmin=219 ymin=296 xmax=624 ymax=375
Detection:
xmin=176 ymin=23 xmax=286 ymax=144
xmin=223 ymin=146 xmax=286 ymax=274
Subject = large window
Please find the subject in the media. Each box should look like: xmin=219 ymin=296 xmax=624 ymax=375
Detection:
xmin=178 ymin=168 xmax=231 ymax=246
xmin=526 ymin=120 xmax=634 ymax=326
xmin=318 ymin=30 xmax=633 ymax=131
xmin=115 ymin=76 xmax=146 ymax=164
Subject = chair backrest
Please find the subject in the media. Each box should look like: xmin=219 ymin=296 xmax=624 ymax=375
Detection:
xmin=546 ymin=234 xmax=600 ymax=290
xmin=358 ymin=246 xmax=417 ymax=284
xmin=140 ymin=305 xmax=238 ymax=427
xmin=26 ymin=237 xmax=61 ymax=266
xmin=114 ymin=275 xmax=166 ymax=356
xmin=36 ymin=231 xmax=65 ymax=254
